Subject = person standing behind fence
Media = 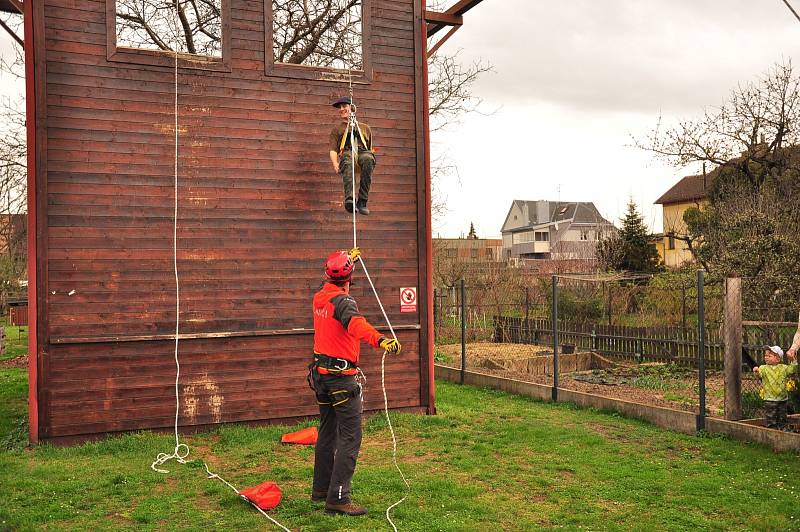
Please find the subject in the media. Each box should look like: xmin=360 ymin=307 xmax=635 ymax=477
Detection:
xmin=787 ymin=311 xmax=800 ymax=359
xmin=753 ymin=345 xmax=797 ymax=430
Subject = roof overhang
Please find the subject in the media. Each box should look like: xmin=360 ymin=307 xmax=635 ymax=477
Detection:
xmin=425 ymin=0 xmax=486 ymax=57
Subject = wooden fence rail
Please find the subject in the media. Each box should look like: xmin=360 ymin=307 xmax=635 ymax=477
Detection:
xmin=494 ymin=316 xmax=733 ymax=369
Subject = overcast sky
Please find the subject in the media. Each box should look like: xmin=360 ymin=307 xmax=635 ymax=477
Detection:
xmin=431 ymin=0 xmax=800 ymax=238
xmin=3 ymin=3 xmax=800 ymax=237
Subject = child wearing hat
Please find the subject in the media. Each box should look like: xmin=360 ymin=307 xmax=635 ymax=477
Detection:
xmin=753 ymin=345 xmax=797 ymax=430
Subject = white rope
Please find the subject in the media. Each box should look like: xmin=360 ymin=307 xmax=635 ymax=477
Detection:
xmin=150 ymin=6 xmax=290 ymax=530
xmin=348 ymin=65 xmax=358 ymax=246
xmin=345 ymin=32 xmax=409 ymax=526
xmin=360 ymin=257 xmax=409 ymax=532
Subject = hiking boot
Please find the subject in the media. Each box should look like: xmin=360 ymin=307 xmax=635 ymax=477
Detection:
xmin=325 ymin=501 xmax=368 ymax=516
xmin=344 ymin=198 xmax=354 ymax=213
xmin=311 ymin=490 xmax=327 ymax=504
xmin=356 ymin=199 xmax=370 ymax=215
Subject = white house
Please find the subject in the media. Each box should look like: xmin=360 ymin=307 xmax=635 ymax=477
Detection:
xmin=501 ymin=200 xmax=615 ymax=260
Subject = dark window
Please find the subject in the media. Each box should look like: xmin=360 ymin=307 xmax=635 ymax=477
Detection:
xmin=668 ymin=235 xmax=676 ymax=250
xmin=471 ymin=249 xmax=478 ymax=259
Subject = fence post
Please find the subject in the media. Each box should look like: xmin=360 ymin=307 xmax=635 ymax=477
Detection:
xmin=723 ymin=275 xmax=743 ymax=420
xmin=433 ymin=288 xmax=438 ymax=332
xmin=681 ymin=285 xmax=687 ymax=330
xmin=524 ymin=286 xmax=530 ymax=322
xmin=552 ymin=275 xmax=559 ymax=401
xmin=460 ymin=278 xmax=466 ymax=385
xmin=697 ymin=270 xmax=706 ymax=432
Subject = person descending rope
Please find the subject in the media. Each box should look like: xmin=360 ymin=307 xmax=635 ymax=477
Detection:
xmin=328 ymin=96 xmax=376 ymax=215
xmin=308 ymin=247 xmax=401 ymax=516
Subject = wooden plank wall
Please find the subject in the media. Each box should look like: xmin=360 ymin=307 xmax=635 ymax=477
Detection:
xmin=38 ymin=0 xmax=426 ymax=439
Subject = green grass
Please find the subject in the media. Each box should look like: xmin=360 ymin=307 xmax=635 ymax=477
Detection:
xmin=2 ymin=372 xmax=800 ymax=530
xmin=0 ymin=319 xmax=27 ymax=362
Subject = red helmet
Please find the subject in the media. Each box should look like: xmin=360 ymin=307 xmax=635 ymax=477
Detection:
xmin=325 ymin=250 xmax=355 ymax=282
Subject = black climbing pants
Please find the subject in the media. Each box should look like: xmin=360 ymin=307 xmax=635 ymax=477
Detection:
xmin=311 ymin=371 xmax=363 ymax=504
xmin=339 ymin=150 xmax=375 ymax=203
xmin=765 ymin=400 xmax=788 ymax=429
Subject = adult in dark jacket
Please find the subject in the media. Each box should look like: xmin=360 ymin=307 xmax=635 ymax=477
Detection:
xmin=310 ymin=247 xmax=401 ymax=516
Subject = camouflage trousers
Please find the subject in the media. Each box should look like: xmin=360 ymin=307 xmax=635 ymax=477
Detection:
xmin=764 ymin=400 xmax=788 ymax=429
xmin=339 ymin=150 xmax=375 ymax=203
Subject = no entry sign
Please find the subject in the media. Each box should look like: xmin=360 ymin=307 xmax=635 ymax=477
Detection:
xmin=400 ymin=287 xmax=417 ymax=313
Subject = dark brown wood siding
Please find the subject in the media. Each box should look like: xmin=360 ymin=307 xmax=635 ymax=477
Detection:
xmin=37 ymin=0 xmax=428 ymax=440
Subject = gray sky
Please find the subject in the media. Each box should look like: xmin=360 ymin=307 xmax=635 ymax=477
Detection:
xmin=3 ymin=4 xmax=800 ymax=237
xmin=431 ymin=0 xmax=800 ymax=238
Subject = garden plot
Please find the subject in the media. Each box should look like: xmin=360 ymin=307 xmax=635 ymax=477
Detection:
xmin=435 ymin=342 xmax=726 ymax=416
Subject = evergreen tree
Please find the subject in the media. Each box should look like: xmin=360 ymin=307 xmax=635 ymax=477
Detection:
xmin=618 ymin=199 xmax=661 ymax=272
xmin=467 ymin=222 xmax=478 ymax=239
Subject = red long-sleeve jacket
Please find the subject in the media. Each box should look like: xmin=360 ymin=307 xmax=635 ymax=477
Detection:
xmin=313 ymin=283 xmax=383 ymax=365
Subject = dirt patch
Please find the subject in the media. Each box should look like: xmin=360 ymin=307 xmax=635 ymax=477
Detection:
xmin=0 ymin=355 xmax=27 ymax=368
xmin=438 ymin=343 xmax=725 ymax=415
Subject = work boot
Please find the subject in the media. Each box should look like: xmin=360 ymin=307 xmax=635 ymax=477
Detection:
xmin=344 ymin=197 xmax=354 ymax=213
xmin=325 ymin=501 xmax=368 ymax=516
xmin=311 ymin=490 xmax=327 ymax=504
xmin=356 ymin=199 xmax=370 ymax=215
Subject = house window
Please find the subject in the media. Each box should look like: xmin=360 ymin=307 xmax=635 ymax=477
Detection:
xmin=471 ymin=249 xmax=478 ymax=260
xmin=580 ymin=230 xmax=589 ymax=241
xmin=668 ymin=235 xmax=676 ymax=250
xmin=485 ymin=248 xmax=493 ymax=259
xmin=534 ymin=231 xmax=549 ymax=242
xmin=266 ymin=0 xmax=372 ymax=81
xmin=109 ymin=0 xmax=231 ymax=69
xmin=445 ymin=248 xmax=456 ymax=258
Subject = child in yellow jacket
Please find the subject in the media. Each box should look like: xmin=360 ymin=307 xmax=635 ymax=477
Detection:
xmin=754 ymin=345 xmax=797 ymax=430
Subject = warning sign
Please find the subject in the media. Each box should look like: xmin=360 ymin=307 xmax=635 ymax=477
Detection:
xmin=400 ymin=287 xmax=417 ymax=313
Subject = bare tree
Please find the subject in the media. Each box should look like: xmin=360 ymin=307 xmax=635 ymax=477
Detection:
xmin=116 ymin=0 xmax=222 ymax=56
xmin=272 ymin=0 xmax=361 ymax=68
xmin=638 ymin=61 xmax=800 ymax=183
xmin=428 ymin=50 xmax=492 ymax=132
xmin=638 ymin=60 xmax=800 ymax=306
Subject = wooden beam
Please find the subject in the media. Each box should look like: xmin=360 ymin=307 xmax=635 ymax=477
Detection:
xmin=51 ymin=324 xmax=422 ymax=344
xmin=723 ymin=276 xmax=742 ymax=421
xmin=424 ymin=11 xmax=463 ymax=26
xmin=427 ymin=0 xmax=485 ymax=37
xmin=427 ymin=25 xmax=460 ymax=58
xmin=0 ymin=16 xmax=22 ymax=47
xmin=0 ymin=0 xmax=22 ymax=14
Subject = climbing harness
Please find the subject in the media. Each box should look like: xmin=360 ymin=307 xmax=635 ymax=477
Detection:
xmin=149 ymin=5 xmax=290 ymax=531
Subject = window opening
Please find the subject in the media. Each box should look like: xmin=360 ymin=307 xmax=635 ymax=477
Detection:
xmin=115 ymin=0 xmax=223 ymax=57
xmin=271 ymin=0 xmax=363 ymax=69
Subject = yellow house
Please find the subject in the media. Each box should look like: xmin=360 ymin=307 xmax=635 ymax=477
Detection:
xmin=654 ymin=175 xmax=709 ymax=268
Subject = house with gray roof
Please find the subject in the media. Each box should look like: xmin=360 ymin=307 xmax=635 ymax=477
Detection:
xmin=500 ymin=200 xmax=615 ymax=260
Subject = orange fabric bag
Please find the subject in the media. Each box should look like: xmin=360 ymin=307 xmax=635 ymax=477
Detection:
xmin=239 ymin=481 xmax=282 ymax=511
xmin=281 ymin=426 xmax=318 ymax=445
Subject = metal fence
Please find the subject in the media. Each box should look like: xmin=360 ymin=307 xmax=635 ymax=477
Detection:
xmin=435 ymin=272 xmax=800 ymax=429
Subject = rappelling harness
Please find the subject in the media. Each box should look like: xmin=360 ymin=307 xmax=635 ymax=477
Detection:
xmin=307 ymin=353 xmax=364 ymax=407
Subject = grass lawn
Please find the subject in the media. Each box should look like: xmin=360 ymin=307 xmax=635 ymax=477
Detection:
xmin=2 ymin=367 xmax=800 ymax=530
xmin=0 ymin=320 xmax=27 ymax=362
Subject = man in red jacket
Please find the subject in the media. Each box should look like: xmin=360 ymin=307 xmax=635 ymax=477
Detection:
xmin=309 ymin=247 xmax=401 ymax=516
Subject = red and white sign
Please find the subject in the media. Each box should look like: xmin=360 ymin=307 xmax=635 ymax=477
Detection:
xmin=400 ymin=287 xmax=417 ymax=313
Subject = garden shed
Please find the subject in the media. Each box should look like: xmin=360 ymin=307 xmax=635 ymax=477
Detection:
xmin=21 ymin=0 xmax=446 ymax=442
